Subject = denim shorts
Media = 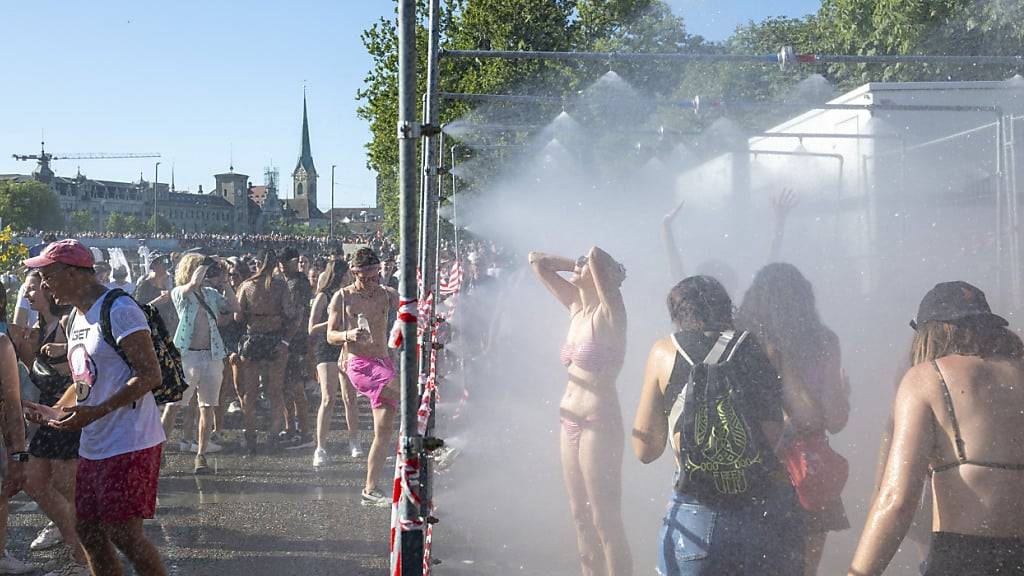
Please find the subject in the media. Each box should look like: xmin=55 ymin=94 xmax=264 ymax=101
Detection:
xmin=657 ymin=483 xmax=805 ymax=576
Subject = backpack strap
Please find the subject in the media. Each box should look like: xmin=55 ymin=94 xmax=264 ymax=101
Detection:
xmin=98 ymin=286 xmax=136 ymax=366
xmin=670 ymin=333 xmax=695 ymax=367
xmin=702 ymin=330 xmax=736 ymax=366
xmin=193 ymin=289 xmax=217 ymax=324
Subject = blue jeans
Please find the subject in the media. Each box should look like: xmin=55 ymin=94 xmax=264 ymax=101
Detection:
xmin=657 ymin=483 xmax=805 ymax=575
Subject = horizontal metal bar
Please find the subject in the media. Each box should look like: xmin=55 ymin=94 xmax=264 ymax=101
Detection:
xmin=809 ymin=54 xmax=1024 ymax=65
xmin=755 ymin=132 xmax=901 ymax=140
xmin=442 ymin=49 xmax=1024 ymax=67
xmin=751 ymin=150 xmax=844 ymax=161
xmin=440 ymin=49 xmax=777 ymax=63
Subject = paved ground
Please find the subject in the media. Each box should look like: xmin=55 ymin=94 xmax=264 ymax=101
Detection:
xmin=8 ymin=428 xmax=393 ymax=576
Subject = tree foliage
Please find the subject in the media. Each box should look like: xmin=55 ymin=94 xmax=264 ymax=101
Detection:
xmin=0 ymin=180 xmax=62 ymax=231
xmin=359 ymin=0 xmax=1024 ymax=227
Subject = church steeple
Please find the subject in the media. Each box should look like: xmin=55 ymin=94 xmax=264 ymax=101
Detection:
xmin=292 ymin=92 xmax=317 ymax=205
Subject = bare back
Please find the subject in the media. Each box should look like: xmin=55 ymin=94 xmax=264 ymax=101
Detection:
xmin=927 ymin=355 xmax=1024 ymax=536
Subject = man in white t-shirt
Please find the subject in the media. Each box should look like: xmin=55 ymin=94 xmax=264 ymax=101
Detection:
xmin=23 ymin=239 xmax=168 ymax=576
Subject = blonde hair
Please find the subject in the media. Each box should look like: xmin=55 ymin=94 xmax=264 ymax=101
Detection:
xmin=911 ymin=319 xmax=1024 ymax=366
xmin=175 ymin=253 xmax=204 ymax=287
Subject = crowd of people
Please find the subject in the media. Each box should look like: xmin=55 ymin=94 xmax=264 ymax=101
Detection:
xmin=0 ymin=232 xmax=416 ymax=575
xmin=1 ymin=206 xmax=1022 ymax=576
xmin=13 ymin=230 xmax=397 ymax=261
xmin=519 ymin=195 xmax=1024 ymax=576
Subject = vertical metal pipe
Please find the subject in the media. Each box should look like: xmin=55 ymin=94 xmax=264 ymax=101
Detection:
xmin=330 ymin=164 xmax=336 ymax=239
xmin=415 ymin=0 xmax=443 ymax=567
xmin=395 ymin=0 xmax=423 ymax=572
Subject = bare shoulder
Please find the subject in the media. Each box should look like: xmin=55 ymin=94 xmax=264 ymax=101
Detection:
xmin=648 ymin=337 xmax=677 ymax=387
xmin=896 ymin=362 xmax=941 ymax=404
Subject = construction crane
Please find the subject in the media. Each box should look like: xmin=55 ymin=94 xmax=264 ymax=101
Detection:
xmin=12 ymin=142 xmax=160 ymax=162
xmin=13 ymin=142 xmax=160 ymax=182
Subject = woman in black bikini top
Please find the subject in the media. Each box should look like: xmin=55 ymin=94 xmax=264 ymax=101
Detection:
xmin=850 ymin=281 xmax=1024 ymax=576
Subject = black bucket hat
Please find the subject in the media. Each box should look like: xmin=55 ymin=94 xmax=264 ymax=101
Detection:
xmin=910 ymin=281 xmax=1008 ymax=331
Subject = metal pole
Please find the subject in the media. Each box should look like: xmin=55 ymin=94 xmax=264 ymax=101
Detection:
xmin=440 ymin=48 xmax=1024 ymax=67
xmin=153 ymin=162 xmax=160 ymax=235
xmin=331 ymin=164 xmax=336 ymax=240
xmin=418 ymin=0 xmax=443 ymax=558
xmin=395 ymin=0 xmax=423 ymax=572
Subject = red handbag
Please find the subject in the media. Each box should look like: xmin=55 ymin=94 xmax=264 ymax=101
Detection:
xmin=783 ymin=434 xmax=849 ymax=512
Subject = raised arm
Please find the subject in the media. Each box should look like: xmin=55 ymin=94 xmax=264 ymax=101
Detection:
xmin=848 ymin=367 xmax=933 ymax=576
xmin=768 ymin=189 xmax=796 ymax=262
xmin=587 ymin=246 xmax=625 ymax=325
xmin=633 ymin=338 xmax=671 ymax=464
xmin=528 ymin=251 xmax=578 ymax=310
xmin=661 ymin=200 xmax=685 ymax=280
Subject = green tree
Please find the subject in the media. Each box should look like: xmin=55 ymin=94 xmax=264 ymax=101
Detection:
xmin=146 ymin=214 xmax=174 ymax=234
xmin=68 ymin=210 xmax=94 ymax=232
xmin=106 ymin=213 xmax=131 ymax=234
xmin=815 ymin=0 xmax=1024 ymax=86
xmin=357 ymin=0 xmax=697 ymax=229
xmin=0 ymin=180 xmax=62 ymax=231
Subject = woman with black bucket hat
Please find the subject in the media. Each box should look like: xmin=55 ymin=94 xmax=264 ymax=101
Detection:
xmin=849 ymin=281 xmax=1024 ymax=576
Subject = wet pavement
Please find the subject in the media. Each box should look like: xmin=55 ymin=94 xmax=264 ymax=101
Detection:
xmin=8 ymin=428 xmax=392 ymax=576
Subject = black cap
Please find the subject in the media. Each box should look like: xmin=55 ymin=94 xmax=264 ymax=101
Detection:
xmin=911 ymin=281 xmax=1008 ymax=330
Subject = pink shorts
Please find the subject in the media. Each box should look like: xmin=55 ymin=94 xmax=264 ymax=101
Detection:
xmin=345 ymin=355 xmax=397 ymax=410
xmin=76 ymin=444 xmax=162 ymax=523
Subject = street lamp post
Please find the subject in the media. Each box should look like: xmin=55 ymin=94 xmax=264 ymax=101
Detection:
xmin=153 ymin=161 xmax=161 ymax=235
xmin=330 ymin=164 xmax=336 ymax=240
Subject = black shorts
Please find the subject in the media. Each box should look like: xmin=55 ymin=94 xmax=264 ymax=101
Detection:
xmin=29 ymin=426 xmax=80 ymax=460
xmin=239 ymin=331 xmax=284 ymax=360
xmin=925 ymin=532 xmax=1024 ymax=575
xmin=313 ymin=343 xmax=343 ymax=365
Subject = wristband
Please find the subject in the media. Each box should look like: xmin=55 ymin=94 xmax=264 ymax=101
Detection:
xmin=8 ymin=452 xmax=29 ymax=462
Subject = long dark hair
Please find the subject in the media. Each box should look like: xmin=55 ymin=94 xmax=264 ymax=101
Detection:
xmin=317 ymin=259 xmax=349 ymax=295
xmin=736 ymin=263 xmax=833 ymax=368
xmin=667 ymin=275 xmax=734 ymax=332
xmin=246 ymin=250 xmax=279 ymax=290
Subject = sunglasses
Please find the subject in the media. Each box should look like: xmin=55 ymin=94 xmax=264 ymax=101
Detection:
xmin=575 ymin=256 xmax=588 ymax=268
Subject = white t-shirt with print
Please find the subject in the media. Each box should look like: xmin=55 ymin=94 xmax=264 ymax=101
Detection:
xmin=67 ymin=290 xmax=166 ymax=460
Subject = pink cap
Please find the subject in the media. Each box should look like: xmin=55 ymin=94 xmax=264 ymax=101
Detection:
xmin=24 ymin=239 xmax=95 ymax=269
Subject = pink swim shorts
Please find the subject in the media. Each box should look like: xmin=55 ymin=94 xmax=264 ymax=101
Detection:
xmin=345 ymin=355 xmax=397 ymax=410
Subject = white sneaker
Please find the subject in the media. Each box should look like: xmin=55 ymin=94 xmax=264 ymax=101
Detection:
xmin=204 ymin=441 xmax=223 ymax=454
xmin=313 ymin=447 xmax=327 ymax=468
xmin=227 ymin=400 xmax=241 ymax=414
xmin=0 ymin=550 xmax=36 ymax=574
xmin=350 ymin=439 xmax=365 ymax=458
xmin=30 ymin=521 xmax=62 ymax=551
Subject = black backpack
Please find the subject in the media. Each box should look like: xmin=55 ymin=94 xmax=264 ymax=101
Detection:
xmin=666 ymin=331 xmax=770 ymax=503
xmin=70 ymin=289 xmax=188 ymax=405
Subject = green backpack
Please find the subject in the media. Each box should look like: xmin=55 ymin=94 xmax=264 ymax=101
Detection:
xmin=666 ymin=331 xmax=771 ymax=503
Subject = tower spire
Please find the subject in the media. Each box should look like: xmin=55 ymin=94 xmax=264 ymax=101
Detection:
xmin=299 ymin=92 xmax=313 ymax=166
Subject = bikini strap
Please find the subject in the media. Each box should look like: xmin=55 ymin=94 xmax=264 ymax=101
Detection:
xmin=933 ymin=359 xmax=968 ymax=463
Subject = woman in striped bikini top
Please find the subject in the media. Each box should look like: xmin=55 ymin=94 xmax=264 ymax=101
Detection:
xmin=528 ymin=245 xmax=631 ymax=576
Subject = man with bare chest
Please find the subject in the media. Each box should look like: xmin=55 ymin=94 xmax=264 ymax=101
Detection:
xmin=327 ymin=248 xmax=398 ymax=506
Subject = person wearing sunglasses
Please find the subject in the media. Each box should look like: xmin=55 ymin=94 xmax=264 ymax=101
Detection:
xmin=527 ymin=245 xmax=631 ymax=576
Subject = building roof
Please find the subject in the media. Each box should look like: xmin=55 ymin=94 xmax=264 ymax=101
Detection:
xmin=285 ymin=197 xmax=324 ymax=220
xmin=164 ymin=191 xmax=233 ymax=208
xmin=293 ymin=94 xmax=317 ymax=178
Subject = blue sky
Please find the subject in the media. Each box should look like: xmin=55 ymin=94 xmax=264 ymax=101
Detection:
xmin=0 ymin=1 xmax=820 ymax=213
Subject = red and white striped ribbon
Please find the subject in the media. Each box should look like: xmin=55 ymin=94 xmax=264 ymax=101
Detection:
xmin=389 ymin=298 xmax=418 ymax=349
